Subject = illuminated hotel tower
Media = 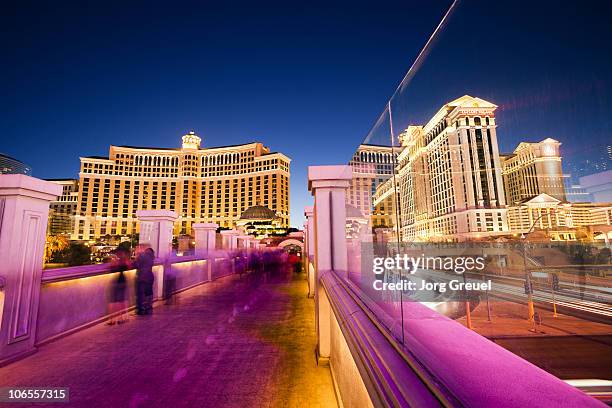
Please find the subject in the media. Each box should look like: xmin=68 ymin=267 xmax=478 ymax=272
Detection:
xmin=347 ymin=144 xmax=397 ymax=227
xmin=73 ymin=132 xmax=290 ymax=240
xmin=394 ymin=95 xmax=508 ymax=241
xmin=500 ymin=138 xmax=566 ymax=204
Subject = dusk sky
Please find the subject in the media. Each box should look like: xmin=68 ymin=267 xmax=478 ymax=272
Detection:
xmin=2 ymin=1 xmax=611 ymax=226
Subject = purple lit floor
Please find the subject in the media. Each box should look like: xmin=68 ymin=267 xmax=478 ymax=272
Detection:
xmin=0 ymin=272 xmax=337 ymax=408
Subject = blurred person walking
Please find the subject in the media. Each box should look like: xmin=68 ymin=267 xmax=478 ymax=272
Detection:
xmin=288 ymin=252 xmax=299 ymax=273
xmin=144 ymin=248 xmax=156 ymax=312
xmin=134 ymin=245 xmax=155 ymax=315
xmin=108 ymin=248 xmax=130 ymax=325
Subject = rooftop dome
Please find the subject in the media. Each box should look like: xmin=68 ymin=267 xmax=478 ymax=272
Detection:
xmin=181 ymin=131 xmax=201 ymax=150
xmin=240 ymin=205 xmax=277 ymax=220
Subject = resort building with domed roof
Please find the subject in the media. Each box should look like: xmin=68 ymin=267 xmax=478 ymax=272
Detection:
xmin=235 ymin=205 xmax=286 ymax=238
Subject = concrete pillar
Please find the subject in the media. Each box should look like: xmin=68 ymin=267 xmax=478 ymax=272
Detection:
xmin=236 ymin=235 xmax=250 ymax=250
xmin=303 ymin=220 xmax=309 ymax=281
xmin=308 ymin=165 xmax=352 ymax=363
xmin=304 ymin=206 xmax=315 ymax=298
xmin=136 ymin=210 xmax=178 ymax=259
xmin=192 ymin=223 xmax=218 ymax=257
xmin=193 ymin=223 xmax=218 ymax=280
xmin=0 ymin=175 xmax=62 ymax=365
xmin=220 ymin=229 xmax=239 ymax=251
xmin=305 ymin=206 xmax=315 ymax=260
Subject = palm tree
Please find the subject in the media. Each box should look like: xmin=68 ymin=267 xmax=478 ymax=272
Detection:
xmin=44 ymin=235 xmax=69 ymax=263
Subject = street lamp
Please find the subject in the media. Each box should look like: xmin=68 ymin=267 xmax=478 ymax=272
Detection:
xmin=521 ymin=211 xmax=549 ymax=322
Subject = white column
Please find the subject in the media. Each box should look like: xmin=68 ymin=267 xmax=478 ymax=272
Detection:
xmin=308 ymin=165 xmax=352 ymax=363
xmin=304 ymin=206 xmax=315 ymax=298
xmin=220 ymin=229 xmax=239 ymax=251
xmin=192 ymin=223 xmax=218 ymax=257
xmin=136 ymin=210 xmax=178 ymax=259
xmin=0 ymin=175 xmax=62 ymax=365
xmin=305 ymin=206 xmax=315 ymax=260
xmin=236 ymin=235 xmax=250 ymax=250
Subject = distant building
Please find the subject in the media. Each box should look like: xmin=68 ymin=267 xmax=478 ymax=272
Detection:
xmin=347 ymin=144 xmax=397 ymax=228
xmin=46 ymin=179 xmax=79 ymax=236
xmin=580 ymin=170 xmax=612 ymax=202
xmin=0 ymin=153 xmax=31 ymax=175
xmin=372 ymin=175 xmax=399 ymax=232
xmin=349 ymin=96 xmax=607 ymax=244
xmin=569 ymin=202 xmax=612 ymax=227
xmin=500 ymin=138 xmax=566 ymax=204
xmin=235 ymin=205 xmax=286 ymax=238
xmin=74 ymin=132 xmax=290 ymax=240
xmin=507 ymin=193 xmax=611 ymax=241
xmin=392 ymin=95 xmax=508 ymax=241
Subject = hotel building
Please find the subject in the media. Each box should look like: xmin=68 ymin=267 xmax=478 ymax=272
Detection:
xmin=507 ymin=193 xmax=611 ymax=241
xmin=500 ymin=138 xmax=566 ymax=204
xmin=347 ymin=144 xmax=397 ymax=228
xmin=73 ymin=132 xmax=290 ymax=240
xmin=372 ymin=175 xmax=399 ymax=232
xmin=392 ymin=95 xmax=508 ymax=241
xmin=0 ymin=152 xmax=31 ymax=175
xmin=46 ymin=179 xmax=79 ymax=236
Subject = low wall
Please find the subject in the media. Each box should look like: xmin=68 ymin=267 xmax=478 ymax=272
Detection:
xmin=320 ymin=270 xmax=603 ymax=408
xmin=36 ymin=254 xmax=234 ymax=345
xmin=168 ymin=257 xmax=209 ymax=293
xmin=38 ymin=266 xmax=139 ymax=344
xmin=328 ymin=293 xmax=373 ymax=408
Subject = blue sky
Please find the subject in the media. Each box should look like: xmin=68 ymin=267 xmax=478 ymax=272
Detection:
xmin=2 ymin=1 xmax=611 ymax=226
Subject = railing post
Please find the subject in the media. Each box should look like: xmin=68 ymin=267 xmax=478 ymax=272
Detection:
xmin=220 ymin=229 xmax=239 ymax=251
xmin=0 ymin=175 xmax=62 ymax=365
xmin=192 ymin=223 xmax=218 ymax=257
xmin=308 ymin=165 xmax=352 ymax=364
xmin=136 ymin=210 xmax=178 ymax=260
xmin=304 ymin=206 xmax=315 ymax=298
xmin=193 ymin=223 xmax=218 ymax=281
xmin=236 ymin=235 xmax=250 ymax=250
xmin=220 ymin=230 xmax=239 ymax=274
xmin=246 ymin=236 xmax=256 ymax=250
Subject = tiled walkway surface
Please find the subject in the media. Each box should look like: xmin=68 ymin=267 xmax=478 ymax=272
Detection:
xmin=1 ymin=272 xmax=337 ymax=408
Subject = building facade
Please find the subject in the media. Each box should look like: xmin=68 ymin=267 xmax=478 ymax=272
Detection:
xmin=393 ymin=95 xmax=508 ymax=241
xmin=372 ymin=175 xmax=399 ymax=233
xmin=507 ymin=193 xmax=611 ymax=241
xmin=46 ymin=179 xmax=79 ymax=236
xmin=0 ymin=153 xmax=32 ymax=175
xmin=347 ymin=144 xmax=397 ymax=228
xmin=501 ymin=138 xmax=566 ymax=204
xmin=73 ymin=132 xmax=290 ymax=240
xmin=235 ymin=205 xmax=286 ymax=239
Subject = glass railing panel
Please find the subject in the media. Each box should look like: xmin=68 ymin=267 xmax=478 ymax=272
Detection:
xmin=344 ymin=0 xmax=612 ymax=395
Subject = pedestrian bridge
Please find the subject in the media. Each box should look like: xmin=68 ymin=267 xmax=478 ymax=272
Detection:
xmin=2 ymin=267 xmax=336 ymax=407
xmin=0 ymin=173 xmax=606 ymax=407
